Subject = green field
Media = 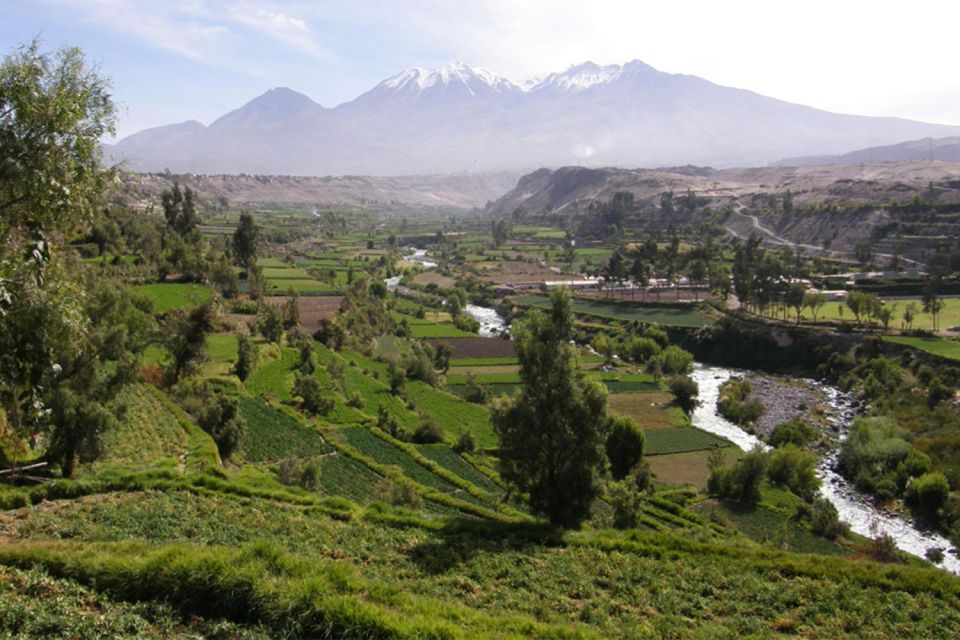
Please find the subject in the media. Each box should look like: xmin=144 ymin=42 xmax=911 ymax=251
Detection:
xmin=267 ymin=279 xmax=338 ymax=294
xmin=644 ymin=427 xmax=729 ymax=455
xmin=884 ymin=335 xmax=960 ymax=360
xmin=512 ymin=295 xmax=714 ymax=327
xmin=97 ymin=385 xmax=187 ymax=469
xmin=340 ymin=427 xmax=463 ymax=496
xmin=409 ymin=323 xmax=476 ymax=338
xmin=406 ymin=381 xmax=497 ymax=448
xmin=238 ymin=398 xmax=332 ymax=462
xmin=778 ymin=296 xmax=960 ymax=331
xmin=133 ymin=283 xmax=214 ymax=313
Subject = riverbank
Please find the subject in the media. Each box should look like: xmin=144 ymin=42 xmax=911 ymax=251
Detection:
xmin=690 ymin=364 xmax=960 ymax=574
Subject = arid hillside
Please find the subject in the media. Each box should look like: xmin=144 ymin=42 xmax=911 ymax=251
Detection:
xmin=114 ymin=170 xmax=521 ymax=210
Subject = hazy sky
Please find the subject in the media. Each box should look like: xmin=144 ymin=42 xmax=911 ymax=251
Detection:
xmin=3 ymin=0 xmax=958 ymax=139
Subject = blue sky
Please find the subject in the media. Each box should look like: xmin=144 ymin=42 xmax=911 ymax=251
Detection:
xmin=3 ymin=0 xmax=959 ymax=140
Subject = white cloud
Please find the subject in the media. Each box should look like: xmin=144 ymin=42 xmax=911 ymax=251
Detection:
xmin=48 ymin=0 xmax=332 ymax=74
xmin=226 ymin=3 xmax=333 ymax=60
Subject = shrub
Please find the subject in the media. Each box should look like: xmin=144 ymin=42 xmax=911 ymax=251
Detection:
xmin=198 ymin=394 xmax=245 ymax=461
xmin=385 ymin=481 xmax=422 ymax=509
xmin=707 ymin=446 xmax=767 ymax=505
xmin=648 ymin=345 xmax=694 ymax=376
xmin=626 ymin=336 xmax=660 ymax=363
xmin=794 ymin=497 xmax=847 ymax=539
xmin=453 ymin=430 xmax=476 ymax=454
xmin=907 ymin=472 xmax=950 ymax=516
xmin=839 ymin=417 xmax=912 ymax=499
xmin=605 ymin=416 xmax=645 ymax=481
xmin=769 ymin=417 xmax=816 ymax=448
xmin=411 ymin=418 xmax=445 ymax=444
xmin=293 ymin=374 xmax=333 ymax=416
xmin=463 ymin=373 xmax=491 ymax=405
xmin=668 ymin=375 xmax=699 ymax=415
xmin=608 ymin=480 xmax=643 ymax=529
xmin=299 ymin=459 xmax=320 ymax=490
xmin=717 ymin=378 xmax=764 ymax=427
xmin=346 ymin=391 xmax=364 ymax=409
xmin=767 ymin=445 xmax=820 ymax=500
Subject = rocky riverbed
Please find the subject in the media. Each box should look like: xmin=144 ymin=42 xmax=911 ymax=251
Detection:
xmin=737 ymin=373 xmax=836 ymax=439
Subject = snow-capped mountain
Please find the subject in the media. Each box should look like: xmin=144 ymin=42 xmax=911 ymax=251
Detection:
xmin=525 ymin=60 xmax=654 ymax=93
xmin=106 ymin=60 xmax=960 ymax=176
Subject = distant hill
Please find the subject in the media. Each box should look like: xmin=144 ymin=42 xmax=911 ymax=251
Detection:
xmin=105 ymin=60 xmax=960 ymax=176
xmin=778 ymin=137 xmax=960 ymax=166
xmin=485 ymin=161 xmax=960 ymax=217
xmin=115 ymin=170 xmax=521 ymax=210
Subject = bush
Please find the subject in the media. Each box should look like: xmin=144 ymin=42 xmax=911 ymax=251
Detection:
xmin=411 ymin=418 xmax=445 ymax=444
xmin=608 ymin=480 xmax=643 ymax=529
xmin=795 ymin=497 xmax=847 ymax=539
xmin=907 ymin=472 xmax=950 ymax=516
xmin=707 ymin=446 xmax=767 ymax=504
xmin=769 ymin=417 xmax=816 ymax=448
xmin=605 ymin=416 xmax=645 ymax=481
xmin=717 ymin=378 xmax=764 ymax=427
xmin=839 ymin=417 xmax=912 ymax=499
xmin=453 ymin=430 xmax=476 ymax=454
xmin=626 ymin=336 xmax=661 ymax=363
xmin=346 ymin=391 xmax=364 ymax=409
xmin=197 ymin=393 xmax=245 ymax=461
xmin=463 ymin=373 xmax=491 ymax=405
xmin=648 ymin=345 xmax=694 ymax=376
xmin=767 ymin=445 xmax=820 ymax=500
xmin=668 ymin=375 xmax=699 ymax=415
xmin=292 ymin=374 xmax=333 ymax=416
xmin=385 ymin=481 xmax=422 ymax=509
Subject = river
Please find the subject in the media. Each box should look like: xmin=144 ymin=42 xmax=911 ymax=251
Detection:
xmin=464 ymin=304 xmax=509 ymax=337
xmin=690 ymin=364 xmax=960 ymax=574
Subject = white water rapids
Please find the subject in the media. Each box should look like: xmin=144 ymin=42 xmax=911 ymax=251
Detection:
xmin=690 ymin=364 xmax=960 ymax=574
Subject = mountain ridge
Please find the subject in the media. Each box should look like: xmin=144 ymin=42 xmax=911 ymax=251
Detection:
xmin=106 ymin=60 xmax=960 ymax=176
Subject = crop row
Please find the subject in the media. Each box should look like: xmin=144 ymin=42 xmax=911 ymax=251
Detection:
xmin=238 ymin=398 xmax=331 ymax=462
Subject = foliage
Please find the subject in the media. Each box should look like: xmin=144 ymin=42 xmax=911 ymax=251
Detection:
xmin=766 ymin=445 xmax=820 ymax=500
xmin=717 ymin=378 xmax=764 ymax=427
xmin=257 ymin=303 xmax=284 ymax=344
xmin=292 ymin=374 xmax=333 ymax=416
xmin=667 ymin=375 xmax=699 ymax=415
xmin=794 ymin=497 xmax=848 ymax=540
xmin=707 ymin=446 xmax=768 ymax=504
xmin=232 ymin=213 xmax=259 ymax=272
xmin=605 ymin=416 xmax=645 ymax=481
xmin=162 ymin=299 xmax=217 ymax=385
xmin=452 ymin=430 xmax=477 ymax=454
xmin=493 ymin=289 xmax=612 ymax=527
xmin=838 ymin=417 xmax=916 ymax=499
xmin=625 ymin=336 xmax=661 ymax=363
xmin=411 ymin=417 xmax=445 ymax=444
xmin=906 ymin=472 xmax=950 ymax=516
xmin=769 ymin=417 xmax=816 ymax=448
xmin=0 ymin=43 xmax=119 ymax=464
xmin=607 ymin=480 xmax=643 ymax=529
xmin=647 ymin=345 xmax=694 ymax=376
xmin=197 ymin=393 xmax=245 ymax=461
xmin=234 ymin=334 xmax=257 ymax=381
xmin=462 ymin=372 xmax=491 ymax=404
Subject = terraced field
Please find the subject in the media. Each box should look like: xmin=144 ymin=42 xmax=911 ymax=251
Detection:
xmin=512 ymin=295 xmax=714 ymax=327
xmin=238 ymin=398 xmax=332 ymax=462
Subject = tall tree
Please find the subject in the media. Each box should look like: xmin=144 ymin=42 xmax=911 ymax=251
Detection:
xmin=163 ymin=299 xmax=217 ymax=384
xmin=493 ymin=288 xmax=612 ymax=527
xmin=232 ymin=212 xmax=259 ymax=273
xmin=0 ymin=42 xmax=118 ymax=458
xmin=161 ymin=183 xmax=199 ymax=236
